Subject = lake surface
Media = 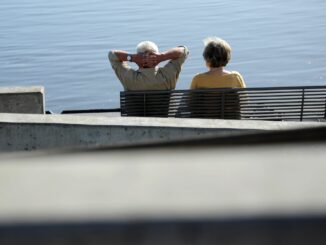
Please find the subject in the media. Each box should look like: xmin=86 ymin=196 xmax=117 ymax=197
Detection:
xmin=1 ymin=0 xmax=326 ymax=112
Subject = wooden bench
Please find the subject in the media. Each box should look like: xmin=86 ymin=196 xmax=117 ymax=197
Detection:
xmin=120 ymin=86 xmax=326 ymax=121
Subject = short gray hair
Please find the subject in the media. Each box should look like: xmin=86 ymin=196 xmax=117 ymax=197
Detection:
xmin=203 ymin=37 xmax=231 ymax=67
xmin=136 ymin=41 xmax=159 ymax=54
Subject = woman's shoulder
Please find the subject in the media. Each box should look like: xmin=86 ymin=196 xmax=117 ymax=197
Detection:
xmin=192 ymin=72 xmax=209 ymax=81
xmin=229 ymin=71 xmax=243 ymax=77
xmin=228 ymin=71 xmax=245 ymax=81
xmin=194 ymin=71 xmax=216 ymax=78
xmin=190 ymin=72 xmax=212 ymax=89
xmin=194 ymin=71 xmax=211 ymax=77
xmin=229 ymin=71 xmax=246 ymax=87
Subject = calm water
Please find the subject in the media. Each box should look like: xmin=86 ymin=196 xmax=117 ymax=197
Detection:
xmin=1 ymin=0 xmax=326 ymax=112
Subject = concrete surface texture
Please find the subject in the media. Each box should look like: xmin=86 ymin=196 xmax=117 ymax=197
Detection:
xmin=0 ymin=86 xmax=44 ymax=114
xmin=1 ymin=142 xmax=326 ymax=222
xmin=0 ymin=141 xmax=326 ymax=244
xmin=1 ymin=113 xmax=325 ymax=152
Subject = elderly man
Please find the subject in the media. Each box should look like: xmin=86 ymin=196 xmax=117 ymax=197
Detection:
xmin=108 ymin=41 xmax=189 ymax=91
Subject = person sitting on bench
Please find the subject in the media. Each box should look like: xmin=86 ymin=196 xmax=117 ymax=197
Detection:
xmin=109 ymin=41 xmax=189 ymax=91
xmin=190 ymin=37 xmax=246 ymax=89
xmin=188 ymin=37 xmax=245 ymax=119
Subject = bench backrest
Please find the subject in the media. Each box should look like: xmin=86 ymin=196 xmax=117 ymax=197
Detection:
xmin=120 ymin=86 xmax=326 ymax=121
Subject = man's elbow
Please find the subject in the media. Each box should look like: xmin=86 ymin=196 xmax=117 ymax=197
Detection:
xmin=177 ymin=46 xmax=189 ymax=58
xmin=108 ymin=50 xmax=119 ymax=62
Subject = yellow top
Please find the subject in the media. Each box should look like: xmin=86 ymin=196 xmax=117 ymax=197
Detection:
xmin=190 ymin=71 xmax=246 ymax=89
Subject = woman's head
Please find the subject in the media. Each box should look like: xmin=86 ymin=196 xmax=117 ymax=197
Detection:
xmin=203 ymin=37 xmax=231 ymax=68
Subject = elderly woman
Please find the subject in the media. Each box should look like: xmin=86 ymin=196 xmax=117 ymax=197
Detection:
xmin=190 ymin=37 xmax=246 ymax=89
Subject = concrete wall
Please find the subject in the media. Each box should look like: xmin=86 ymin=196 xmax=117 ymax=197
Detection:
xmin=0 ymin=113 xmax=325 ymax=152
xmin=0 ymin=86 xmax=44 ymax=114
xmin=1 ymin=140 xmax=326 ymax=244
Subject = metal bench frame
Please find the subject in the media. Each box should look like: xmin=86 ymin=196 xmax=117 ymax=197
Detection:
xmin=120 ymin=86 xmax=326 ymax=121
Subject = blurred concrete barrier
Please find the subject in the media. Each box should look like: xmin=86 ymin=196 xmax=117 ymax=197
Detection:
xmin=1 ymin=139 xmax=326 ymax=244
xmin=0 ymin=86 xmax=44 ymax=114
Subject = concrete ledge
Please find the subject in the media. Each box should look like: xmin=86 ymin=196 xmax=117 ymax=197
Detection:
xmin=1 ymin=113 xmax=325 ymax=152
xmin=1 ymin=141 xmax=326 ymax=244
xmin=0 ymin=86 xmax=44 ymax=114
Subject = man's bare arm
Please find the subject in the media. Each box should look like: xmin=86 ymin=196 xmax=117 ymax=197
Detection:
xmin=158 ymin=46 xmax=186 ymax=62
xmin=109 ymin=50 xmax=144 ymax=67
xmin=109 ymin=46 xmax=187 ymax=68
xmin=142 ymin=47 xmax=187 ymax=67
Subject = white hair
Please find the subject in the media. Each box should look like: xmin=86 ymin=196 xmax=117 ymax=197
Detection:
xmin=136 ymin=41 xmax=159 ymax=54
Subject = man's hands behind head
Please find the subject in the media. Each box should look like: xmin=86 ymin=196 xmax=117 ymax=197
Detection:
xmin=142 ymin=52 xmax=161 ymax=68
xmin=139 ymin=47 xmax=186 ymax=68
xmin=133 ymin=52 xmax=161 ymax=68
